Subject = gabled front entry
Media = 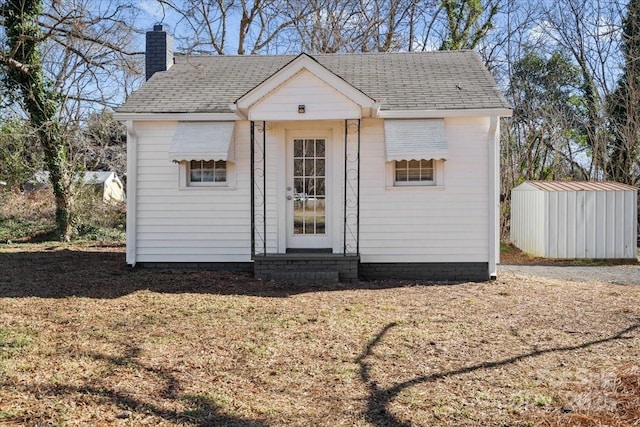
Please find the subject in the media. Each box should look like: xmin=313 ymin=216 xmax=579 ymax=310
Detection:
xmin=286 ymin=135 xmax=332 ymax=250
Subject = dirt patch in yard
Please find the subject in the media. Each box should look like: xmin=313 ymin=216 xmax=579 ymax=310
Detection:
xmin=1 ymin=243 xmax=639 ymax=426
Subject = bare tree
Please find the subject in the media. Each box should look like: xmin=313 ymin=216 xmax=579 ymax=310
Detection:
xmin=293 ymin=0 xmax=418 ymax=53
xmin=157 ymin=0 xmax=311 ymax=54
xmin=358 ymin=0 xmax=418 ymax=52
xmin=439 ymin=0 xmax=499 ymax=50
xmin=294 ymin=0 xmax=357 ymax=53
xmin=540 ymin=0 xmax=624 ymax=180
xmin=1 ymin=0 xmax=141 ymax=239
xmin=40 ymin=1 xmax=143 ymax=117
xmin=607 ymin=0 xmax=640 ymax=186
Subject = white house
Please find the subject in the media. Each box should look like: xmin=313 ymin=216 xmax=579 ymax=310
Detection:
xmin=32 ymin=171 xmax=125 ymax=203
xmin=115 ymin=25 xmax=512 ymax=282
xmin=82 ymin=171 xmax=126 ymax=203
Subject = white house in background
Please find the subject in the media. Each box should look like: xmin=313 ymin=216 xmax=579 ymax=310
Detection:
xmin=511 ymin=181 xmax=638 ymax=259
xmin=115 ymin=24 xmax=512 ymax=282
xmin=32 ymin=171 xmax=125 ymax=203
xmin=82 ymin=171 xmax=126 ymax=203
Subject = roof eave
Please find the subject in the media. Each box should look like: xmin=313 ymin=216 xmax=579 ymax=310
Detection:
xmin=377 ymin=108 xmax=513 ymax=119
xmin=113 ymin=112 xmax=242 ymax=121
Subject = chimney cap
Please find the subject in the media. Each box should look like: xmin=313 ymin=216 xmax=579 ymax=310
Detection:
xmin=153 ymin=23 xmax=166 ymax=31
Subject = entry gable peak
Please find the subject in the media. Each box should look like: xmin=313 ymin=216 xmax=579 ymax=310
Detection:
xmin=234 ymin=53 xmax=377 ymax=118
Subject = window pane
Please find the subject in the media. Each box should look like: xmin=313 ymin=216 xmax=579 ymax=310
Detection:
xmin=421 ymin=159 xmax=433 ymax=180
xmin=407 ymin=168 xmax=421 ymax=181
xmin=396 ymin=169 xmax=408 ymax=181
xmin=294 ymin=178 xmax=304 ymax=194
xmin=191 ymin=170 xmax=202 ymax=182
xmin=302 ymin=198 xmax=314 ymax=213
xmin=305 ymin=177 xmax=315 ymax=196
xmin=214 ymin=169 xmax=226 ymax=182
xmin=304 ymin=159 xmax=314 ymax=176
xmin=294 ymin=159 xmax=303 ymax=177
xmin=294 ymin=140 xmax=303 ymax=157
xmin=202 ymin=169 xmax=214 ymax=182
xmin=303 ymin=214 xmax=317 ymax=234
xmin=304 ymin=139 xmax=315 ymax=156
xmin=316 ymin=140 xmax=325 ymax=157
xmin=293 ymin=213 xmax=304 ymax=234
xmin=316 ymin=178 xmax=325 ymax=196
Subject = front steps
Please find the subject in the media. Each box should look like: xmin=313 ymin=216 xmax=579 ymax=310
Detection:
xmin=253 ymin=253 xmax=359 ymax=284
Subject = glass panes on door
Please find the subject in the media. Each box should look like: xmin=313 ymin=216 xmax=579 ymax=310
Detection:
xmin=293 ymin=139 xmax=326 ymax=234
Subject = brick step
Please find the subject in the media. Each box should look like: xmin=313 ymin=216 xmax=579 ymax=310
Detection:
xmin=254 ymin=254 xmax=359 ymax=283
xmin=270 ymin=270 xmax=339 ymax=285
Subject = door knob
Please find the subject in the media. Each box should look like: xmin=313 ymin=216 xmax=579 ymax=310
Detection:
xmin=287 ymin=186 xmax=292 ymax=191
xmin=287 ymin=195 xmax=292 ymax=200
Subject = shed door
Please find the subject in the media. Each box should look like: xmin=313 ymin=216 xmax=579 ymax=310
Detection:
xmin=286 ymin=137 xmax=331 ymax=249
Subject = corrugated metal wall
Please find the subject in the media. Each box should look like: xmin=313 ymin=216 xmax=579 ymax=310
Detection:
xmin=511 ymin=182 xmax=638 ymax=259
xmin=510 ymin=187 xmax=546 ymax=257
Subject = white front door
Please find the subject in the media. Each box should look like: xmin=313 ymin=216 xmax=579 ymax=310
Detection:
xmin=286 ymin=136 xmax=332 ymax=249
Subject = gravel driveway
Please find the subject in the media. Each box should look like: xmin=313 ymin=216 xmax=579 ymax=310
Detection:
xmin=500 ymin=263 xmax=640 ymax=285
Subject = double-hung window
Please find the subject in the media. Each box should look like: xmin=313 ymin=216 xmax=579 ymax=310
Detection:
xmin=188 ymin=160 xmax=227 ymax=186
xmin=394 ymin=159 xmax=434 ymax=185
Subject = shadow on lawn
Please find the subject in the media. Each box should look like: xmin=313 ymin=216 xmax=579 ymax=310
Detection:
xmin=357 ymin=321 xmax=640 ymax=427
xmin=7 ymin=342 xmax=266 ymax=427
xmin=0 ymin=249 xmax=459 ymax=299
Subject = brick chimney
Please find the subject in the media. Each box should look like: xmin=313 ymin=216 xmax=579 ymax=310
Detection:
xmin=145 ymin=24 xmax=173 ymax=81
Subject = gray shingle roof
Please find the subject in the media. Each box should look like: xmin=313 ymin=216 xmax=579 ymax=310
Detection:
xmin=118 ymin=51 xmax=510 ymax=114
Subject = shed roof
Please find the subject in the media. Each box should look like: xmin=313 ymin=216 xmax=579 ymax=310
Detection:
xmin=515 ymin=181 xmax=638 ymax=192
xmin=34 ymin=171 xmax=117 ymax=185
xmin=82 ymin=171 xmax=117 ymax=184
xmin=118 ymin=51 xmax=511 ymax=114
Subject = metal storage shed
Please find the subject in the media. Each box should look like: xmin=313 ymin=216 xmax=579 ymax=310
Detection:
xmin=510 ymin=181 xmax=638 ymax=259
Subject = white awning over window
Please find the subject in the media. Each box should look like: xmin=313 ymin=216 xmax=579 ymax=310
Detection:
xmin=168 ymin=121 xmax=235 ymax=162
xmin=384 ymin=119 xmax=448 ymax=161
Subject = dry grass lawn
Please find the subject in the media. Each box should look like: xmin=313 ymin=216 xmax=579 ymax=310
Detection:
xmin=0 ymin=244 xmax=639 ymax=426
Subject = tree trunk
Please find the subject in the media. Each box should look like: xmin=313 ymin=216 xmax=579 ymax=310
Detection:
xmin=39 ymin=126 xmax=74 ymax=241
xmin=2 ymin=0 xmax=75 ymax=240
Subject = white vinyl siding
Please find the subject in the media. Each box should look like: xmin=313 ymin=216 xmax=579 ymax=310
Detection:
xmin=132 ymin=117 xmax=493 ymax=265
xmin=134 ymin=121 xmax=251 ymax=263
xmin=359 ymin=117 xmax=490 ymax=263
xmin=248 ymin=70 xmax=361 ymax=121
